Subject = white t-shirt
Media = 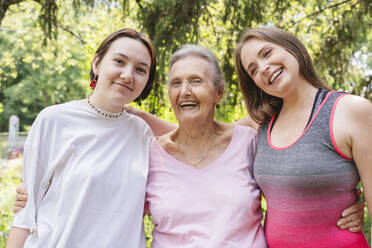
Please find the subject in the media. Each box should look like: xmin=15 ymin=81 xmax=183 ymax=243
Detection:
xmin=12 ymin=100 xmax=152 ymax=248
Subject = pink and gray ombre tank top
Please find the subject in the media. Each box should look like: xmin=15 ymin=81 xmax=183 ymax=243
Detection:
xmin=253 ymin=90 xmax=369 ymax=248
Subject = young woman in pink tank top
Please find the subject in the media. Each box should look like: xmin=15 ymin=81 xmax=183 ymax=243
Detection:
xmin=235 ymin=26 xmax=371 ymax=247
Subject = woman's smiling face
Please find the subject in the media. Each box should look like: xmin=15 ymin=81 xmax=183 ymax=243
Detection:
xmin=240 ymin=38 xmax=301 ymax=99
xmin=93 ymin=37 xmax=151 ymax=106
xmin=168 ymin=56 xmax=222 ymax=124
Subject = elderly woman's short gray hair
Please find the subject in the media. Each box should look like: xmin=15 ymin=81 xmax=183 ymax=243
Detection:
xmin=169 ymin=44 xmax=225 ymax=91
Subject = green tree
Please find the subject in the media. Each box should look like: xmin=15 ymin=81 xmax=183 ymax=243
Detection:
xmin=1 ymin=0 xmax=370 ymax=127
xmin=0 ymin=2 xmax=86 ymax=131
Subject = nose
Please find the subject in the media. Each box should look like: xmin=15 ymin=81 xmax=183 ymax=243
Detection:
xmin=180 ymin=81 xmax=192 ymax=96
xmin=258 ymin=62 xmax=270 ymax=75
xmin=120 ymin=66 xmax=134 ymax=83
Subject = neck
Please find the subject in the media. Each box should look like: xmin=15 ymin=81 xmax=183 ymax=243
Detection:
xmin=90 ymin=91 xmax=123 ymax=113
xmin=173 ymin=118 xmax=220 ymax=167
xmin=176 ymin=113 xmax=218 ymax=143
xmin=281 ymin=81 xmax=318 ymax=113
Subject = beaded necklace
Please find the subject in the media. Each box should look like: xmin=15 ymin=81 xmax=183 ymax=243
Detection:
xmin=87 ymin=96 xmax=124 ymax=119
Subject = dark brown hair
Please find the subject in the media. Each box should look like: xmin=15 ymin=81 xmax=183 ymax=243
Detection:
xmin=235 ymin=26 xmax=329 ymax=124
xmin=90 ymin=28 xmax=156 ymax=101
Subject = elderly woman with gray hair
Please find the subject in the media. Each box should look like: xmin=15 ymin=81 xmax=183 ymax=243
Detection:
xmin=144 ymin=44 xmax=266 ymax=247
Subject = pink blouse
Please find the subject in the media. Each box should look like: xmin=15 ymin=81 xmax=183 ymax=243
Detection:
xmin=146 ymin=126 xmax=267 ymax=247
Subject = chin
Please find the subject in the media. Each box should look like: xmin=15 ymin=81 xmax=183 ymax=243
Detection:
xmin=113 ymin=93 xmax=133 ymax=106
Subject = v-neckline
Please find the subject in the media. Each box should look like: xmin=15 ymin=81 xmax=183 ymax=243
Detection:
xmin=152 ymin=126 xmax=239 ymax=171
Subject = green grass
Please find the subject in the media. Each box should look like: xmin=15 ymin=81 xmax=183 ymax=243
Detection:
xmin=0 ymin=159 xmax=370 ymax=247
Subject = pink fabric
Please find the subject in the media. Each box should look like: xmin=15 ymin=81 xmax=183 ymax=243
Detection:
xmin=265 ymin=210 xmax=368 ymax=248
xmin=145 ymin=126 xmax=267 ymax=247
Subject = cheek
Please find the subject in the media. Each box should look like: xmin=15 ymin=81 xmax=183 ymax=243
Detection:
xmin=168 ymin=88 xmax=178 ymax=106
xmin=252 ymin=75 xmax=265 ymax=88
xmin=101 ymin=65 xmax=120 ymax=78
xmin=135 ymin=74 xmax=148 ymax=88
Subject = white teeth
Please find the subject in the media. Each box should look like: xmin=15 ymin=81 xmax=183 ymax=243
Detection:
xmin=270 ymin=69 xmax=282 ymax=84
xmin=180 ymin=101 xmax=198 ymax=107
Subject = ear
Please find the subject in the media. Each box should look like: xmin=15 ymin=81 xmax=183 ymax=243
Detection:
xmin=214 ymin=86 xmax=224 ymax=104
xmin=92 ymin=55 xmax=101 ymax=75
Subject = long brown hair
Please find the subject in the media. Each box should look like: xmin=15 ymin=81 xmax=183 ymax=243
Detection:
xmin=90 ymin=28 xmax=156 ymax=101
xmin=235 ymin=27 xmax=329 ymax=124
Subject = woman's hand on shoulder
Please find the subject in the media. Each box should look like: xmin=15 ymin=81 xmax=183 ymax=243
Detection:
xmin=13 ymin=186 xmax=28 ymax=213
xmin=124 ymin=105 xmax=144 ymax=118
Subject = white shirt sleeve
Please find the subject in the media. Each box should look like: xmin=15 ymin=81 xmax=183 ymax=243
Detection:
xmin=12 ymin=112 xmax=55 ymax=232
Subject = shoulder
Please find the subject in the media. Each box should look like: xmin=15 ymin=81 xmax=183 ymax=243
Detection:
xmin=125 ymin=111 xmax=154 ymax=137
xmin=33 ymin=101 xmax=77 ymax=126
xmin=333 ymin=94 xmax=372 ymax=149
xmin=38 ymin=101 xmax=78 ymax=118
xmin=235 ymin=114 xmax=259 ymax=131
xmin=233 ymin=124 xmax=258 ymax=138
xmin=157 ymin=130 xmax=174 ymax=146
xmin=336 ymin=94 xmax=372 ymax=119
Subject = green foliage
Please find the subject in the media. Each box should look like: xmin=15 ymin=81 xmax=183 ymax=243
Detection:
xmin=365 ymin=211 xmax=371 ymax=246
xmin=0 ymin=159 xmax=22 ymax=247
xmin=0 ymin=2 xmax=87 ymax=131
xmin=144 ymin=215 xmax=155 ymax=248
xmin=0 ymin=0 xmax=371 ymax=129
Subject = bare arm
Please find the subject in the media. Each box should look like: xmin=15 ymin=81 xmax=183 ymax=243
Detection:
xmin=124 ymin=106 xmax=176 ymax=136
xmin=335 ymin=95 xmax=372 ymax=239
xmin=349 ymin=97 xmax=372 ymax=241
xmin=6 ymin=227 xmax=29 ymax=248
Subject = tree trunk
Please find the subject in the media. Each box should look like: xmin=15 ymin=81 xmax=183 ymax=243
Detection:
xmin=0 ymin=0 xmax=24 ymax=26
xmin=0 ymin=4 xmax=8 ymax=26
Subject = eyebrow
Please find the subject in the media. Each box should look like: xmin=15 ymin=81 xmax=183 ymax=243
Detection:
xmin=246 ymin=44 xmax=271 ymax=72
xmin=114 ymin=53 xmax=150 ymax=69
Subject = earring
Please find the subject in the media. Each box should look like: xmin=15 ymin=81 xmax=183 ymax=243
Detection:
xmin=216 ymin=104 xmax=220 ymax=109
xmin=90 ymin=75 xmax=98 ymax=89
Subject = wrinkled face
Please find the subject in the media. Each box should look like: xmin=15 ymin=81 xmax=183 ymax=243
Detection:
xmin=93 ymin=37 xmax=151 ymax=106
xmin=240 ymin=38 xmax=301 ymax=98
xmin=168 ymin=56 xmax=222 ymax=124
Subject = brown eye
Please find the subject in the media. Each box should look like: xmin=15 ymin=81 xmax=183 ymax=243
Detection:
xmin=251 ymin=68 xmax=257 ymax=76
xmin=136 ymin=67 xmax=146 ymax=74
xmin=263 ymin=49 xmax=271 ymax=57
xmin=114 ymin=59 xmax=124 ymax=65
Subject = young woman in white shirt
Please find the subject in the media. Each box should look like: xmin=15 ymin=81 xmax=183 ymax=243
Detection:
xmin=7 ymin=28 xmax=156 ymax=248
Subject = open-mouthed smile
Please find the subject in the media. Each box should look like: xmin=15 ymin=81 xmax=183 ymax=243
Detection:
xmin=269 ymin=69 xmax=283 ymax=85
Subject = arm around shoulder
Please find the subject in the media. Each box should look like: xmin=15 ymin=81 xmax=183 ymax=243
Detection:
xmin=125 ymin=105 xmax=176 ymax=136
